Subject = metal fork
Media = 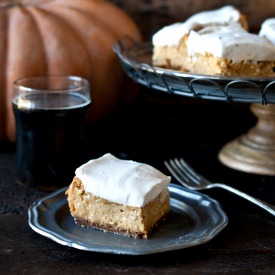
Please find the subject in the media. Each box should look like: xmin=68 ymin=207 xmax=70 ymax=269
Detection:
xmin=164 ymin=158 xmax=275 ymax=217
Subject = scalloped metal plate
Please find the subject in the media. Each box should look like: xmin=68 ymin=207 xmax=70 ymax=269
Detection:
xmin=28 ymin=184 xmax=228 ymax=255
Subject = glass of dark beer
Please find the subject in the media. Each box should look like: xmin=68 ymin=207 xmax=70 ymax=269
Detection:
xmin=12 ymin=76 xmax=91 ymax=191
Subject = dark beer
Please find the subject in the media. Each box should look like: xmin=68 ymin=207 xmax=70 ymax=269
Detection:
xmin=13 ymin=92 xmax=91 ymax=190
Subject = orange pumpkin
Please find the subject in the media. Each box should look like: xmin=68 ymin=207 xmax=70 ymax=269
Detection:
xmin=0 ymin=0 xmax=142 ymax=141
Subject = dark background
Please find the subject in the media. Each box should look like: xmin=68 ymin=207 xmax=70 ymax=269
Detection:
xmin=1 ymin=1 xmax=275 ymax=273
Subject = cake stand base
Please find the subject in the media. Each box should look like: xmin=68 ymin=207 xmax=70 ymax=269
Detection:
xmin=218 ymin=103 xmax=275 ymax=176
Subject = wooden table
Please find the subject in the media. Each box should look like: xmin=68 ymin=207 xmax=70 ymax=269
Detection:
xmin=1 ymin=89 xmax=274 ymax=274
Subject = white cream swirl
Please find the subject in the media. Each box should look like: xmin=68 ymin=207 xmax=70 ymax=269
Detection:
xmin=259 ymin=18 xmax=275 ymax=45
xmin=75 ymin=153 xmax=171 ymax=207
xmin=152 ymin=5 xmax=243 ymax=46
xmin=186 ymin=23 xmax=275 ymax=63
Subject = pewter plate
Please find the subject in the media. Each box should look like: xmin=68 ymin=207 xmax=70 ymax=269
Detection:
xmin=28 ymin=183 xmax=228 ymax=255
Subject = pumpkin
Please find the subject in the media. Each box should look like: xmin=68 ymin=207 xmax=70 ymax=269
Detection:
xmin=0 ymin=0 xmax=142 ymax=141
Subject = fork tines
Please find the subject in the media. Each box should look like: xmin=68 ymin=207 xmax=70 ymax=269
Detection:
xmin=164 ymin=158 xmax=203 ymax=188
xmin=164 ymin=158 xmax=190 ymax=187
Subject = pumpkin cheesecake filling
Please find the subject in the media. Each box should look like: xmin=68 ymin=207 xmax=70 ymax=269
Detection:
xmin=152 ymin=5 xmax=275 ymax=77
xmin=65 ymin=153 xmax=171 ymax=239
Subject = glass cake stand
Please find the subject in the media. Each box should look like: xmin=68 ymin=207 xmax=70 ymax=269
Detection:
xmin=113 ymin=38 xmax=275 ymax=176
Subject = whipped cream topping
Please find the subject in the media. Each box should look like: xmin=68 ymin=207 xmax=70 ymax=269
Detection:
xmin=186 ymin=23 xmax=275 ymax=63
xmin=75 ymin=153 xmax=171 ymax=207
xmin=259 ymin=18 xmax=275 ymax=45
xmin=152 ymin=5 xmax=243 ymax=46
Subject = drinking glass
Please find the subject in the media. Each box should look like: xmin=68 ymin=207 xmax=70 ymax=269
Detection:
xmin=12 ymin=76 xmax=91 ymax=191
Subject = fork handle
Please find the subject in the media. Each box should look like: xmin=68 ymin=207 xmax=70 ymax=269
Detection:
xmin=211 ymin=183 xmax=275 ymax=216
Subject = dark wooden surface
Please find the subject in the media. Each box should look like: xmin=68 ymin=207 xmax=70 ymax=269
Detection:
xmin=1 ymin=88 xmax=275 ymax=274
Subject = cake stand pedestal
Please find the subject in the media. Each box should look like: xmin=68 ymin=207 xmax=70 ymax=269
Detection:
xmin=218 ymin=103 xmax=275 ymax=175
